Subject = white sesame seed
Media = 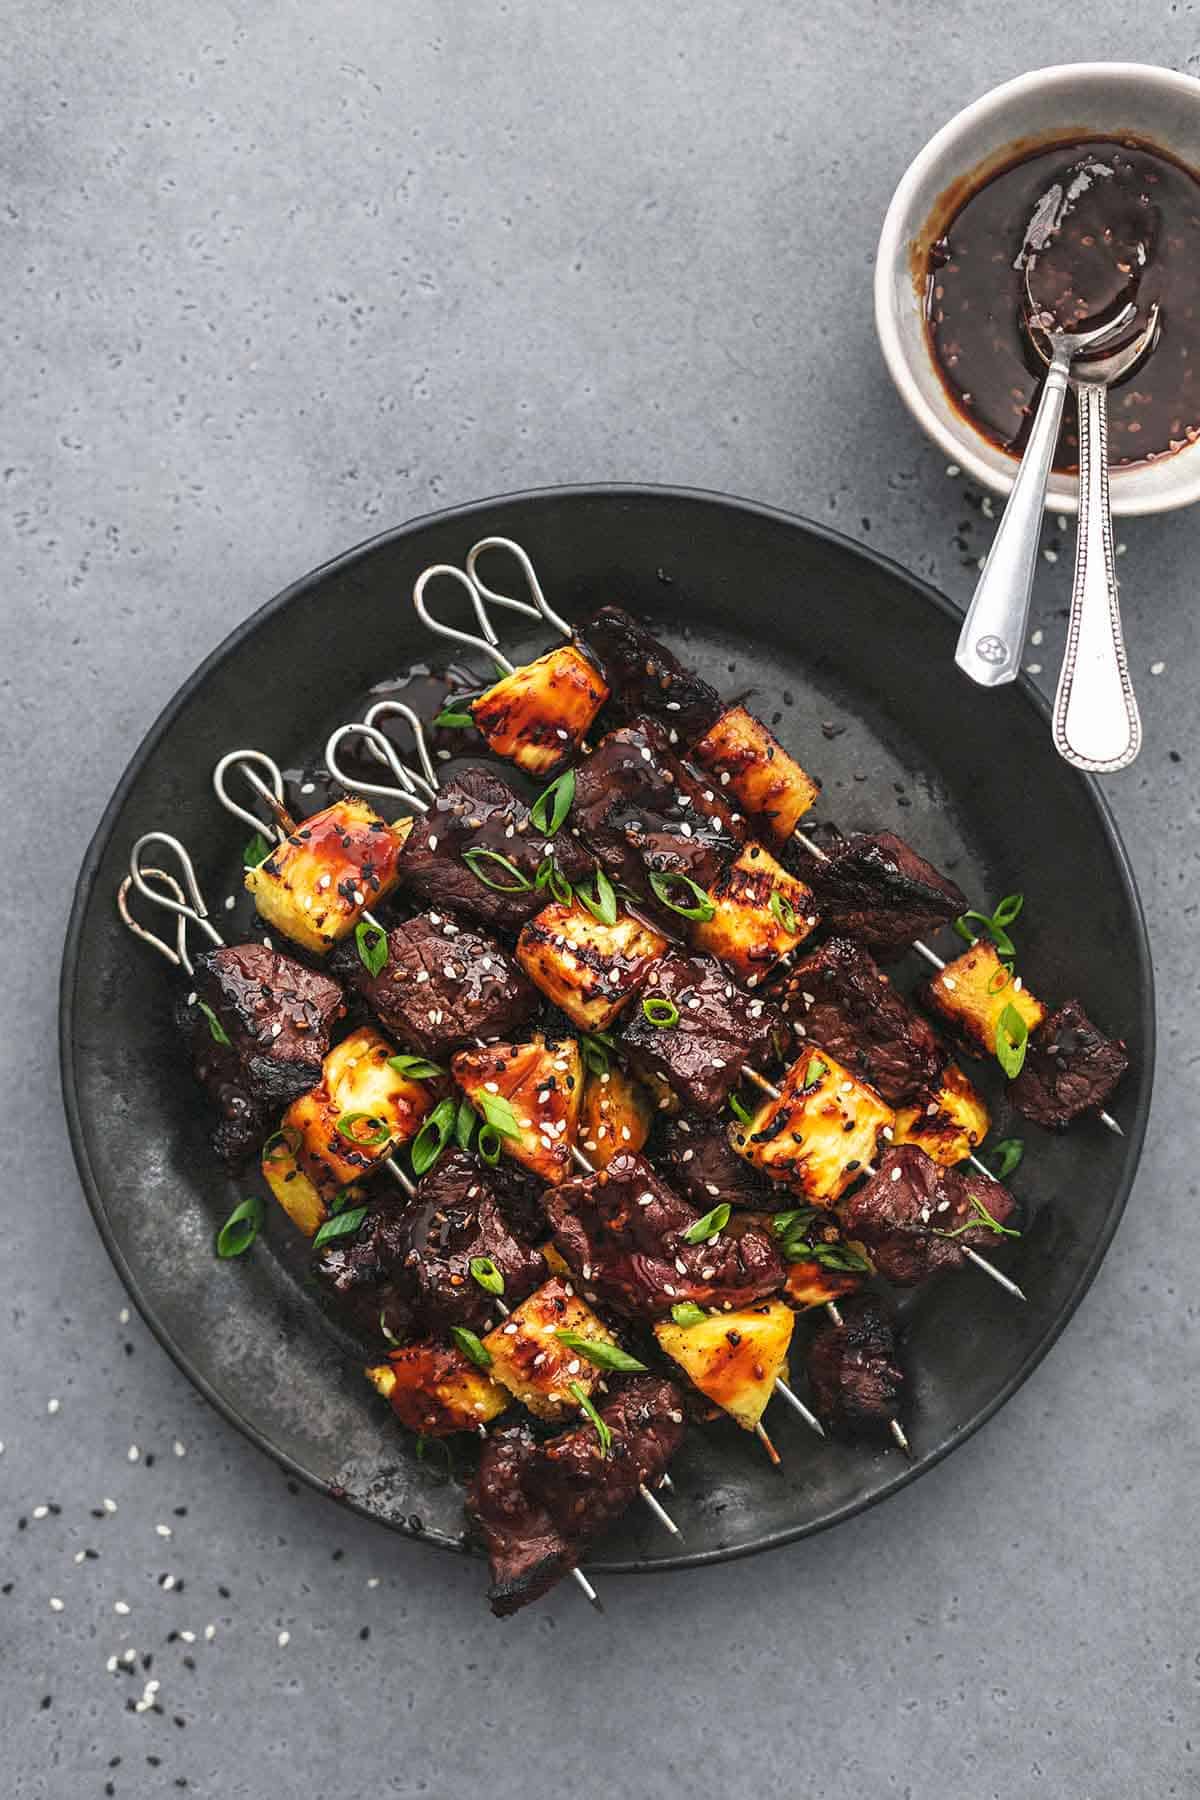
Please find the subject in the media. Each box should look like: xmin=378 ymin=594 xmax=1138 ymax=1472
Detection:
xmin=180 ymin=1630 xmax=195 ymax=1643
xmin=32 ymin=1504 xmax=48 ymax=1520
xmin=119 ymin=1307 xmax=130 ymax=1325
xmin=127 ymin=1445 xmax=139 ymax=1462
xmin=300 ymin=781 xmax=316 ymax=795
xmin=937 ymin=1199 xmax=950 ymax=1213
xmin=945 ymin=462 xmax=960 ymax=477
xmin=49 ymin=1596 xmax=64 ymax=1612
xmin=942 ymin=976 xmax=957 ymax=991
xmin=277 ymin=1629 xmax=290 ymax=1647
xmin=156 ymin=1523 xmax=172 ymax=1539
xmin=427 ymin=835 xmax=439 ymax=852
xmin=74 ymin=1550 xmax=86 ymax=1564
xmin=106 ymin=1655 xmax=118 ymax=1673
xmin=1042 ymin=549 xmax=1057 ymax=565
xmin=224 ymin=895 xmax=235 ymax=911
xmin=161 ymin=1575 xmax=176 ymax=1591
xmin=204 ymin=1624 xmax=216 ymax=1641
xmin=103 ymin=1497 xmax=118 ymax=1514
xmin=890 ymin=1167 xmax=902 ymax=1182
xmin=114 ymin=1600 xmax=130 ymax=1615
xmin=1031 ymin=628 xmax=1044 ymax=646
xmin=1150 ymin=660 xmax=1166 ymax=676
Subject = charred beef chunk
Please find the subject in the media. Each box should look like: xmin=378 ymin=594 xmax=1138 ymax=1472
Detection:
xmin=1009 ymin=1000 xmax=1129 ymax=1129
xmin=400 ymin=767 xmax=591 ymax=932
xmin=572 ymin=719 xmax=746 ymax=901
xmin=807 ymin=1293 xmax=906 ymax=1441
xmin=314 ymin=1151 xmax=545 ymax=1338
xmin=788 ymin=830 xmax=966 ymax=957
xmin=771 ymin=936 xmax=946 ymax=1104
xmin=657 ymin=1113 xmax=781 ymax=1211
xmin=309 ymin=1192 xmax=414 ymax=1344
xmin=840 ymin=1144 xmax=1019 ymax=1286
xmin=543 ymin=1151 xmax=783 ymax=1319
xmin=332 ymin=910 xmax=538 ymax=1057
xmin=466 ymin=1425 xmax=578 ymax=1618
xmin=621 ymin=951 xmax=788 ymax=1114
xmin=579 ymin=606 xmax=724 ymax=743
xmin=529 ymin=1374 xmax=687 ymax=1539
xmin=180 ymin=944 xmax=345 ymax=1168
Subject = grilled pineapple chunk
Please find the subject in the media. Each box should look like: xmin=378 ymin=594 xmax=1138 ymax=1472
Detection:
xmin=691 ymin=843 xmax=818 ymax=986
xmin=451 ymin=1035 xmax=584 ymax=1185
xmin=692 ymin=706 xmax=821 ymax=843
xmin=729 ymin=1047 xmax=894 ymax=1203
xmin=783 ymin=1258 xmax=866 ymax=1311
xmin=516 ymin=902 xmax=667 ymax=1031
xmin=259 ymin=1129 xmax=356 ymax=1236
xmin=482 ymin=1276 xmax=618 ymax=1421
xmin=578 ymin=1064 xmax=655 ymax=1168
xmin=924 ymin=943 xmax=1046 ymax=1057
xmin=655 ymin=1300 xmax=793 ymax=1431
xmin=367 ymin=1344 xmax=509 ymax=1437
xmin=244 ymin=797 xmax=407 ymax=955
xmin=893 ymin=1062 xmax=990 ymax=1166
xmin=470 ymin=645 xmax=609 ymax=777
xmin=277 ymin=1026 xmax=434 ymax=1208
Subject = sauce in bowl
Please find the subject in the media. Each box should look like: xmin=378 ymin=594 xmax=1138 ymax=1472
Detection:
xmin=923 ymin=137 xmax=1200 ymax=472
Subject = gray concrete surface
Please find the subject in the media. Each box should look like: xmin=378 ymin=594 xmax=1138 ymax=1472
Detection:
xmin=3 ymin=5 xmax=1197 ymax=1796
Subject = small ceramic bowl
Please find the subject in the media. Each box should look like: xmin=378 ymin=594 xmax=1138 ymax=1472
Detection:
xmin=875 ymin=61 xmax=1200 ymax=516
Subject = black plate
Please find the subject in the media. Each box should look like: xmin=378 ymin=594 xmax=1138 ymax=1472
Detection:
xmin=60 ymin=484 xmax=1154 ymax=1574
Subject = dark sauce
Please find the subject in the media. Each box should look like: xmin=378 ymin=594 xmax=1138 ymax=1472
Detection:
xmin=924 ymin=137 xmax=1200 ymax=471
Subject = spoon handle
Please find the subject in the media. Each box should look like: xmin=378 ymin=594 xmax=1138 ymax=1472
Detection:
xmin=1052 ymin=379 xmax=1142 ymax=772
xmin=954 ymin=344 xmax=1071 ymax=687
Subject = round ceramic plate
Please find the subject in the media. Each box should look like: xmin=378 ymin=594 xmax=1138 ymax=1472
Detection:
xmin=60 ymin=485 xmax=1154 ymax=1574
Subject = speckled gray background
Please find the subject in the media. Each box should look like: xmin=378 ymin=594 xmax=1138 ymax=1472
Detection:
xmin=4 ymin=7 xmax=1197 ymax=1798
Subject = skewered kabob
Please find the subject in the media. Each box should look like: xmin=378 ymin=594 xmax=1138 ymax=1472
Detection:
xmin=412 ymin=540 xmax=1129 ymax=1137
xmin=119 ymin=847 xmax=688 ymax=1610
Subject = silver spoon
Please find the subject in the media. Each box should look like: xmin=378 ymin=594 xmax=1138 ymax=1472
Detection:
xmin=1051 ymin=304 xmax=1159 ymax=772
xmin=954 ymin=286 xmax=1137 ymax=689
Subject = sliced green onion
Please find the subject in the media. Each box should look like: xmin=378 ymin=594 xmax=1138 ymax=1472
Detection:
xmin=450 ymin=1326 xmax=493 ymax=1370
xmin=433 ymin=707 xmax=476 ymax=730
xmin=670 ymin=1302 xmax=707 ymax=1328
xmin=530 ymin=768 xmax=576 ymax=835
xmin=772 ymin=1206 xmax=818 ymax=1239
xmin=334 ymin=1110 xmax=392 ymax=1150
xmin=461 ymin=847 xmax=533 ymax=893
xmin=410 ymin=1097 xmax=458 ymax=1176
xmin=262 ymin=1126 xmax=301 ymax=1166
xmin=648 ymin=870 xmax=716 ymax=922
xmin=935 ymin=1191 xmax=1022 ymax=1241
xmin=991 ymin=893 xmax=1024 ymax=928
xmin=576 ymin=865 xmax=617 ymax=926
xmin=987 ymin=964 xmax=1012 ymax=996
xmin=243 ymin=831 xmax=272 ymax=869
xmin=729 ymin=1093 xmax=754 ymax=1126
xmin=555 ymin=1331 xmax=647 ymax=1373
xmin=454 ymin=1098 xmax=477 ymax=1152
xmin=769 ymin=887 xmax=797 ymax=933
xmin=568 ymin=1381 xmax=611 ymax=1456
xmin=989 ymin=1137 xmax=1024 ymax=1180
xmin=535 ymin=856 xmax=574 ymax=906
xmin=197 ymin=999 xmax=230 ymax=1047
xmin=995 ymin=1004 xmax=1030 ymax=1078
xmin=641 ymin=996 xmax=679 ymax=1029
xmin=470 ymin=1255 xmax=505 ymax=1297
xmin=477 ymin=1123 xmax=503 ymax=1166
xmin=954 ymin=905 xmax=1017 ymax=959
xmin=476 ymin=1090 xmax=521 ymax=1139
xmin=580 ymin=1032 xmax=614 ymax=1077
xmin=802 ymin=1055 xmax=828 ymax=1090
xmin=216 ymin=1195 xmax=263 ymax=1259
xmin=683 ymin=1202 xmax=731 ymax=1244
xmin=380 ymin=1311 xmax=403 ymax=1346
xmin=808 ymin=1242 xmax=872 ymax=1272
xmin=355 ymin=919 xmax=388 ymax=978
xmin=312 ymin=1205 xmax=369 ymax=1250
xmin=386 ymin=1054 xmax=445 ymax=1080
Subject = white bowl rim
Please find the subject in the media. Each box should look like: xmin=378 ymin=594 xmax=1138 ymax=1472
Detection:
xmin=874 ymin=60 xmax=1200 ymax=518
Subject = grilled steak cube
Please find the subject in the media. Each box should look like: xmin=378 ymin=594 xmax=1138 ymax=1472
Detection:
xmin=543 ymin=1151 xmax=783 ymax=1320
xmin=530 ymin=1373 xmax=687 ymax=1536
xmin=367 ymin=1343 xmax=509 ymax=1436
xmin=691 ymin=844 xmax=819 ymax=987
xmin=729 ymin=1046 xmax=894 ymax=1203
xmin=692 ymin=706 xmax=821 ymax=843
xmin=892 ymin=1062 xmax=990 ymax=1166
xmin=578 ymin=1064 xmax=655 ymax=1168
xmin=573 ymin=719 xmax=747 ymax=899
xmin=333 ymin=910 xmax=537 ymax=1057
xmin=467 ymin=1423 xmax=578 ymax=1616
xmin=658 ymin=1113 xmax=779 ymax=1211
xmin=309 ymin=1192 xmax=414 ymax=1340
xmin=470 ymin=644 xmax=609 ymax=777
xmin=452 ymin=1035 xmax=584 ymax=1186
xmin=481 ymin=1276 xmax=618 ymax=1421
xmin=244 ymin=797 xmax=407 ymax=954
xmin=839 ymin=1144 xmax=1019 ymax=1286
xmin=921 ymin=942 xmax=1045 ymax=1058
xmin=654 ymin=1300 xmax=793 ymax=1431
xmin=807 ymin=1293 xmax=905 ymax=1441
xmin=621 ymin=951 xmax=788 ymax=1115
xmin=772 ymin=935 xmax=945 ymax=1104
xmin=579 ymin=605 xmax=724 ymax=743
xmin=264 ymin=1027 xmax=434 ymax=1227
xmin=789 ymin=830 xmax=967 ymax=957
xmin=181 ymin=943 xmax=345 ymax=1168
xmin=386 ymin=1150 xmax=548 ymax=1334
xmin=516 ymin=902 xmax=667 ymax=1031
xmin=400 ymin=766 xmax=591 ymax=933
xmin=1009 ymin=999 xmax=1129 ymax=1129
